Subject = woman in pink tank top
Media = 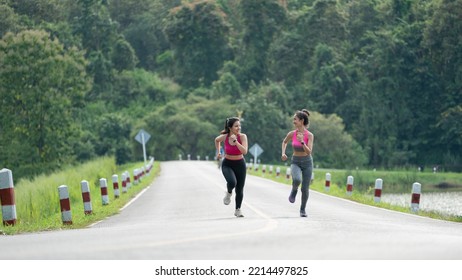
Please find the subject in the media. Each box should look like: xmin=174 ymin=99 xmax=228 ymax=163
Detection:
xmin=214 ymin=117 xmax=248 ymax=217
xmin=281 ymin=109 xmax=314 ymax=217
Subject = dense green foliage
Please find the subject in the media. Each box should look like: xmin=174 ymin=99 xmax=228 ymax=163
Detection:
xmin=1 ymin=0 xmax=461 ymax=180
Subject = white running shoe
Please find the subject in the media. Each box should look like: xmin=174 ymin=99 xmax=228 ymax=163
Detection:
xmin=234 ymin=208 xmax=244 ymax=217
xmin=223 ymin=192 xmax=232 ymax=205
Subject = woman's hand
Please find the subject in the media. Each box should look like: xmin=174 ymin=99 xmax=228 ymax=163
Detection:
xmin=281 ymin=153 xmax=288 ymax=161
xmin=229 ymin=134 xmax=237 ymax=146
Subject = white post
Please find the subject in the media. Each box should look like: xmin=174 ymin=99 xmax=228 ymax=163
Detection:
xmin=112 ymin=174 xmax=120 ymax=199
xmin=411 ymin=182 xmax=421 ymax=212
xmin=80 ymin=180 xmax=93 ymax=215
xmin=0 ymin=168 xmax=17 ymax=226
xmin=325 ymin=172 xmax=331 ymax=192
xmin=141 ymin=132 xmax=147 ymax=167
xmin=254 ymin=146 xmax=258 ymax=170
xmin=346 ymin=176 xmax=354 ymax=195
xmin=58 ymin=185 xmax=72 ymax=225
xmin=374 ymin=179 xmax=383 ymax=203
xmin=99 ymin=178 xmax=109 ymax=205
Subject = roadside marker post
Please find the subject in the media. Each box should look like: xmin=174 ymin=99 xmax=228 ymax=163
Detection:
xmin=325 ymin=172 xmax=331 ymax=192
xmin=346 ymin=175 xmax=354 ymax=195
xmin=112 ymin=175 xmax=120 ymax=199
xmin=374 ymin=179 xmax=383 ymax=203
xmin=411 ymin=182 xmax=421 ymax=212
xmin=99 ymin=178 xmax=109 ymax=205
xmin=58 ymin=185 xmax=72 ymax=225
xmin=80 ymin=180 xmax=93 ymax=215
xmin=0 ymin=168 xmax=17 ymax=226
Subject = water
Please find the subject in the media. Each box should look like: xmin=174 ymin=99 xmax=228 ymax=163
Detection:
xmin=381 ymin=192 xmax=462 ymax=216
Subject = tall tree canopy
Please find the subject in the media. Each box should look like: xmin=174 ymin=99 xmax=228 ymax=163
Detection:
xmin=0 ymin=29 xmax=91 ymax=178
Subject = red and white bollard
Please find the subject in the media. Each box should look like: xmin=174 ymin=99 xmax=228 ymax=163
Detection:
xmin=112 ymin=174 xmax=120 ymax=199
xmin=80 ymin=180 xmax=92 ymax=215
xmin=411 ymin=182 xmax=421 ymax=212
xmin=99 ymin=178 xmax=109 ymax=205
xmin=325 ymin=172 xmax=331 ymax=192
xmin=0 ymin=168 xmax=17 ymax=226
xmin=276 ymin=167 xmax=280 ymax=177
xmin=311 ymin=172 xmax=314 ymax=184
xmin=121 ymin=173 xmax=127 ymax=193
xmin=128 ymin=171 xmax=132 ymax=188
xmin=346 ymin=175 xmax=354 ymax=195
xmin=133 ymin=169 xmax=139 ymax=185
xmin=286 ymin=167 xmax=291 ymax=180
xmin=262 ymin=165 xmax=266 ymax=174
xmin=58 ymin=185 xmax=72 ymax=225
xmin=374 ymin=178 xmax=383 ymax=203
xmin=269 ymin=165 xmax=273 ymax=175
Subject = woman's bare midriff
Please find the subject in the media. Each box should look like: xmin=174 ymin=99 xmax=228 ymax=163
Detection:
xmin=225 ymin=154 xmax=244 ymax=160
xmin=293 ymin=151 xmax=310 ymax=157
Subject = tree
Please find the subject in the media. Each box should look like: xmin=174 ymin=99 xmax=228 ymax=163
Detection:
xmin=236 ymin=83 xmax=288 ymax=163
xmin=164 ymin=1 xmax=232 ymax=88
xmin=74 ymin=0 xmax=121 ymax=99
xmin=0 ymin=29 xmax=90 ymax=178
xmin=294 ymin=0 xmax=348 ymax=58
xmin=308 ymin=112 xmax=368 ymax=168
xmin=142 ymin=96 xmax=234 ymax=161
xmin=119 ymin=1 xmax=178 ymax=72
xmin=267 ymin=31 xmax=309 ymax=86
xmin=238 ymin=0 xmax=287 ymax=87
xmin=111 ymin=37 xmax=138 ymax=72
xmin=0 ymin=3 xmax=22 ymax=38
xmin=306 ymin=43 xmax=351 ymax=114
xmin=436 ymin=105 xmax=462 ymax=171
xmin=94 ymin=113 xmax=132 ymax=165
xmin=9 ymin=0 xmax=69 ymax=23
xmin=424 ymin=0 xmax=462 ymax=166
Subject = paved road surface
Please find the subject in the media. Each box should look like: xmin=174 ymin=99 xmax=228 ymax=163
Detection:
xmin=1 ymin=161 xmax=462 ymax=260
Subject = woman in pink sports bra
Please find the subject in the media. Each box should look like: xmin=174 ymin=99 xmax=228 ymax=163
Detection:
xmin=281 ymin=109 xmax=314 ymax=217
xmin=215 ymin=117 xmax=248 ymax=217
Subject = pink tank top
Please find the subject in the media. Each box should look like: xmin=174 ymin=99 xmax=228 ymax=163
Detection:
xmin=292 ymin=129 xmax=309 ymax=152
xmin=224 ymin=134 xmax=242 ymax=155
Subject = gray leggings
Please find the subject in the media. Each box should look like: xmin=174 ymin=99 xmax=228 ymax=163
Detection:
xmin=291 ymin=155 xmax=313 ymax=211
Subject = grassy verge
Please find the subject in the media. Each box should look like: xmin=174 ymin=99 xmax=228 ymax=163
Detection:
xmin=1 ymin=157 xmax=160 ymax=235
xmin=248 ymin=165 xmax=462 ymax=223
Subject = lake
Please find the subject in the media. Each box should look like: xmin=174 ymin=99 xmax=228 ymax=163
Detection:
xmin=381 ymin=192 xmax=462 ymax=216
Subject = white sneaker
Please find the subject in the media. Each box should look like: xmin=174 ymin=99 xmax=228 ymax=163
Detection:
xmin=223 ymin=192 xmax=232 ymax=205
xmin=234 ymin=208 xmax=244 ymax=217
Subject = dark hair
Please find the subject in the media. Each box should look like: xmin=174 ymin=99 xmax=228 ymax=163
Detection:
xmin=221 ymin=117 xmax=240 ymax=134
xmin=295 ymin=109 xmax=310 ymax=126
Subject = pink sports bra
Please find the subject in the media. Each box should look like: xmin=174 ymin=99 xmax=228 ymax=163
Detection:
xmin=292 ymin=129 xmax=309 ymax=152
xmin=224 ymin=134 xmax=242 ymax=155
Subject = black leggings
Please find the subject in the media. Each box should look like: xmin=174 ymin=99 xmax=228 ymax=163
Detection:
xmin=221 ymin=158 xmax=246 ymax=209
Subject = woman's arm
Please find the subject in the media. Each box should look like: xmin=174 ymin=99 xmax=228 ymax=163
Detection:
xmin=235 ymin=134 xmax=248 ymax=155
xmin=281 ymin=131 xmax=293 ymax=161
xmin=302 ymin=132 xmax=314 ymax=155
xmin=215 ymin=134 xmax=226 ymax=158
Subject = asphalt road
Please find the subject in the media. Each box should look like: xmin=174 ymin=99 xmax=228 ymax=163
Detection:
xmin=1 ymin=160 xmax=462 ymax=260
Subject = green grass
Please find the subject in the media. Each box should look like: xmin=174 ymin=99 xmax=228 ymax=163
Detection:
xmin=249 ymin=164 xmax=462 ymax=223
xmin=1 ymin=157 xmax=160 ymax=235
